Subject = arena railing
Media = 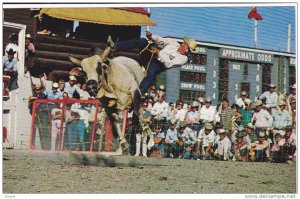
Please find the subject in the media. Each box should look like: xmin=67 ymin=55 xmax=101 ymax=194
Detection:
xmin=29 ymin=98 xmax=120 ymax=153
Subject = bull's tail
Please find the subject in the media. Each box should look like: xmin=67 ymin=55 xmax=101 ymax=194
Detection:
xmin=133 ymin=89 xmax=142 ymax=117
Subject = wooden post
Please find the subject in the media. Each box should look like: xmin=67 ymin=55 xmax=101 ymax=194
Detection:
xmin=122 ymin=109 xmax=128 ymax=137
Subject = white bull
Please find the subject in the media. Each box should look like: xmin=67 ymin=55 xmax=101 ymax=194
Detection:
xmin=68 ymin=53 xmax=144 ymax=154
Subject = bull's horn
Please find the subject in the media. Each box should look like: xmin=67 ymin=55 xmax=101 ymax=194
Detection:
xmin=67 ymin=54 xmax=82 ymax=67
xmin=100 ymin=47 xmax=111 ymax=60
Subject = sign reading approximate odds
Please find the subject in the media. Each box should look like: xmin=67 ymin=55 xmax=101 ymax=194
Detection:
xmin=181 ymin=64 xmax=206 ymax=73
xmin=220 ymin=48 xmax=274 ymax=63
xmin=180 ymin=82 xmax=205 ymax=91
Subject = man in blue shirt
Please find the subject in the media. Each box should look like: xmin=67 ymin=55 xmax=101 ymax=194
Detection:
xmin=3 ymin=49 xmax=18 ymax=91
xmin=43 ymin=82 xmax=62 ymax=99
xmin=65 ymin=75 xmax=82 ymax=99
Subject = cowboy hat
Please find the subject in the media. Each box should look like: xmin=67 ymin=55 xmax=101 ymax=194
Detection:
xmin=170 ymin=118 xmax=177 ymax=125
xmin=159 ymin=85 xmax=165 ymax=91
xmin=198 ymin=97 xmax=204 ymax=103
xmin=237 ymin=126 xmax=245 ymax=132
xmin=291 ymin=84 xmax=296 ymax=89
xmin=69 ymin=75 xmax=77 ymax=81
xmin=241 ymin=91 xmax=247 ymax=95
xmin=255 ymin=100 xmax=263 ymax=106
xmin=236 ymin=132 xmax=245 ymax=138
xmin=258 ymin=132 xmax=266 ymax=138
xmin=183 ymin=36 xmax=197 ymax=51
xmin=269 ymin=83 xmax=276 ymax=88
xmin=204 ymin=122 xmax=213 ymax=130
xmin=179 ymin=121 xmax=186 ymax=128
xmin=6 ymin=48 xmax=16 ymax=55
xmin=218 ymin=129 xmax=227 ymax=134
xmin=191 ymin=101 xmax=199 ymax=107
xmin=246 ymin=123 xmax=255 ymax=129
xmin=244 ymin=98 xmax=252 ymax=105
xmin=205 ymin=96 xmax=212 ymax=103
xmin=52 ymin=82 xmax=59 ymax=88
xmin=25 ymin=34 xmax=33 ymax=40
xmin=278 ymin=100 xmax=286 ymax=106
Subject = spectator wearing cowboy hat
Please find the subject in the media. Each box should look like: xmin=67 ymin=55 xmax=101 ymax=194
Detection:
xmin=244 ymin=123 xmax=258 ymax=145
xmin=196 ymin=122 xmax=216 ymax=160
xmin=148 ymin=124 xmax=166 ymax=158
xmin=154 ymin=84 xmax=166 ymax=102
xmin=239 ymin=98 xmax=253 ymax=128
xmin=199 ymin=96 xmax=220 ymax=124
xmin=42 ymin=82 xmax=62 ymax=100
xmin=177 ymin=122 xmax=197 ymax=159
xmin=282 ymin=125 xmax=296 ymax=163
xmin=105 ymin=31 xmax=197 ymax=94
xmin=64 ymin=75 xmax=83 ymax=99
xmin=272 ymin=101 xmax=292 ymax=136
xmin=287 ymin=84 xmax=296 ymax=101
xmin=269 ymin=133 xmax=286 ymax=163
xmin=3 ymin=48 xmax=18 ymax=91
xmin=252 ymin=100 xmax=273 ymax=131
xmin=214 ymin=129 xmax=232 ymax=160
xmin=172 ymin=99 xmax=187 ymax=124
xmin=25 ymin=33 xmax=36 ymax=73
xmin=151 ymin=94 xmax=168 ymax=129
xmin=197 ymin=96 xmax=205 ymax=111
xmin=185 ymin=101 xmax=201 ymax=135
xmin=165 ymin=119 xmax=179 ymax=158
xmin=248 ymin=132 xmax=270 ymax=162
xmin=232 ymin=132 xmax=248 ymax=161
xmin=235 ymin=91 xmax=249 ymax=109
xmin=5 ymin=33 xmax=18 ymax=59
xmin=259 ymin=83 xmax=279 ymax=109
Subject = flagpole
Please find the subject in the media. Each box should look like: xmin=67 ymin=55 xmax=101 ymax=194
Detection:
xmin=147 ymin=8 xmax=151 ymax=31
xmin=254 ymin=19 xmax=258 ymax=48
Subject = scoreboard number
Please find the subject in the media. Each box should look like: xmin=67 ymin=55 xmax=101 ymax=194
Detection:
xmin=256 ymin=75 xmax=259 ymax=82
xmin=257 ymin=64 xmax=260 ymax=71
xmin=256 ymin=85 xmax=260 ymax=92
xmin=213 ymin=70 xmax=216 ymax=77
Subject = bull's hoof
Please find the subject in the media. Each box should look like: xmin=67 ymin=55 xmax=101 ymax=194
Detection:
xmin=121 ymin=141 xmax=129 ymax=151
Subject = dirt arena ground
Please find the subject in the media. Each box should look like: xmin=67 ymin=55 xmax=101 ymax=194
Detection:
xmin=3 ymin=149 xmax=296 ymax=194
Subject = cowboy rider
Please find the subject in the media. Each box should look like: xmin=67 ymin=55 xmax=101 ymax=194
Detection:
xmin=103 ymin=31 xmax=197 ymax=94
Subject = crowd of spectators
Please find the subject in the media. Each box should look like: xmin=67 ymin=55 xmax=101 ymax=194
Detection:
xmin=3 ymin=33 xmax=297 ymax=164
xmin=125 ymin=83 xmax=296 ymax=164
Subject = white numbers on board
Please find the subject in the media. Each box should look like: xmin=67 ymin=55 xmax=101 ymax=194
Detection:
xmin=235 ymin=84 xmax=239 ymax=91
xmin=213 ymin=82 xmax=216 ymax=89
xmin=256 ymin=75 xmax=259 ymax=82
xmin=214 ymin=59 xmax=216 ymax=66
xmin=213 ymin=70 xmax=216 ymax=77
xmin=213 ymin=92 xmax=216 ymax=99
xmin=283 ymin=78 xmax=286 ymax=84
xmin=256 ymin=85 xmax=260 ymax=92
xmin=257 ymin=64 xmax=260 ymax=71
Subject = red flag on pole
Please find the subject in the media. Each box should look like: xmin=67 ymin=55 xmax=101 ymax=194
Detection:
xmin=248 ymin=7 xmax=263 ymax=20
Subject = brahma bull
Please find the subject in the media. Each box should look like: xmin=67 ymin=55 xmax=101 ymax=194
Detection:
xmin=68 ymin=50 xmax=144 ymax=154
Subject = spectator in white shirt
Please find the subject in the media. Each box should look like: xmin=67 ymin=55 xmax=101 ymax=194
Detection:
xmin=259 ymin=83 xmax=279 ymax=109
xmin=252 ymin=100 xmax=273 ymax=131
xmin=199 ymin=97 xmax=220 ymax=124
xmin=172 ymin=100 xmax=187 ymax=124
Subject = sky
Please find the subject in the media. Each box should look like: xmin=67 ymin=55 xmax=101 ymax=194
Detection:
xmin=141 ymin=6 xmax=296 ymax=53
